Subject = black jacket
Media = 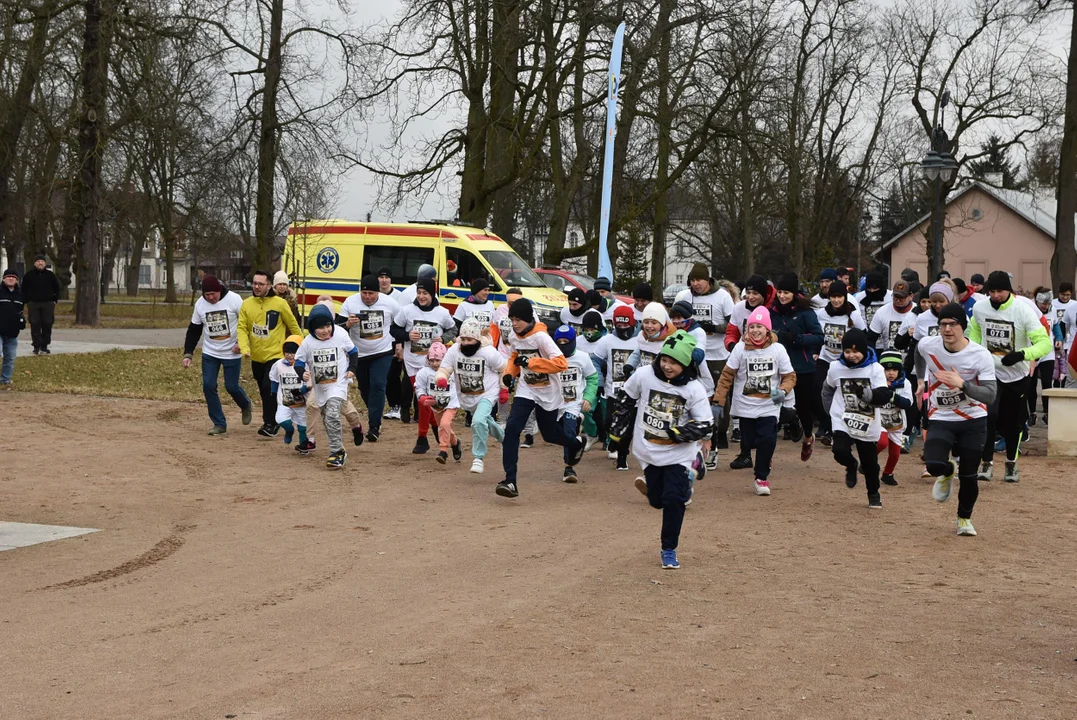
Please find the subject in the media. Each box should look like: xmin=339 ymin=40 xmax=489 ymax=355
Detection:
xmin=21 ymin=267 xmax=60 ymax=303
xmin=0 ymin=282 xmax=26 ymax=338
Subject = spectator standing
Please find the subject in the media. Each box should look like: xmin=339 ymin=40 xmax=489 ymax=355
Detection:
xmin=22 ymin=254 xmax=60 ymax=355
xmin=0 ymin=268 xmax=26 ymax=385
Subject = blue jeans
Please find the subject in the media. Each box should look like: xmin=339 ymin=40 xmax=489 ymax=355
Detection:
xmin=356 ymin=351 xmax=393 ymax=430
xmin=0 ymin=336 xmax=16 ymax=383
xmin=502 ymin=397 xmax=582 ymax=484
xmin=202 ymin=354 xmax=250 ymax=428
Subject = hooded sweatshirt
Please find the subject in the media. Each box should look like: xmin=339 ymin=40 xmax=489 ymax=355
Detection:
xmin=0 ymin=278 xmax=25 ymax=338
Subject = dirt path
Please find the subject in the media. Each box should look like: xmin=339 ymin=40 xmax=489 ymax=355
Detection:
xmin=1 ymin=393 xmax=1075 ymax=719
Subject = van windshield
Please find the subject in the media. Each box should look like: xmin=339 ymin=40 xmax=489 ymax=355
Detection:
xmin=481 ymin=250 xmax=546 ymax=287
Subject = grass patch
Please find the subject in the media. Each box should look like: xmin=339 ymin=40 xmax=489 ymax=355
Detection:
xmin=12 ymin=348 xmax=261 ymax=403
xmin=55 ymin=301 xmax=193 ymax=329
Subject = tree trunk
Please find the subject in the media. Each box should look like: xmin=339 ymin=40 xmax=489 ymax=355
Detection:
xmin=254 ymin=0 xmax=284 ymax=274
xmin=72 ymin=0 xmax=113 ymax=325
xmin=1052 ymin=2 xmax=1077 ymax=288
xmin=649 ymin=0 xmax=674 ymax=291
xmin=165 ymin=233 xmax=177 ymax=302
xmin=740 ymin=140 xmax=755 ymax=276
xmin=126 ymin=234 xmax=146 ymax=295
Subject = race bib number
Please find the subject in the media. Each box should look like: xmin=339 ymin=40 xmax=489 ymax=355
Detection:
xmin=311 ymin=348 xmax=339 ymax=384
xmin=280 ymin=373 xmax=306 ymax=408
xmin=410 ymin=321 xmax=439 ymax=354
xmin=471 ymin=310 xmax=492 ymax=326
xmin=642 ymin=389 xmax=686 ymax=445
xmin=983 ymin=318 xmax=1015 ymax=356
xmin=693 ymin=303 xmax=713 ymax=323
xmin=252 ymin=323 xmax=269 ymax=338
xmin=518 ymin=349 xmax=548 ymax=387
xmin=823 ymin=322 xmax=845 ymax=352
xmin=561 ymin=366 xmax=580 ymax=402
xmin=934 ymin=385 xmax=967 ymax=408
xmin=743 ymin=357 xmax=775 ymax=398
xmin=205 ymin=309 xmax=230 ymax=341
xmin=880 ymin=404 xmax=904 ymax=432
xmin=359 ymin=310 xmax=385 ymax=340
xmin=456 ymin=358 xmax=485 ymax=395
xmin=611 ymin=348 xmax=633 ymax=392
xmin=842 ymin=411 xmax=874 ymax=439
xmin=428 ymin=378 xmax=451 ymax=409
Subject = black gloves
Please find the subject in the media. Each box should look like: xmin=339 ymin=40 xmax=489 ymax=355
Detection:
xmin=776 ymin=329 xmax=795 ymax=345
xmin=514 ymin=355 xmax=530 ymax=368
xmin=1001 ymin=351 xmax=1024 ymax=367
xmin=622 ymin=364 xmax=635 ymax=378
xmin=697 ymin=320 xmax=716 ymax=333
xmin=666 ymin=420 xmax=714 ymax=443
xmin=502 ymin=374 xmax=516 ymax=390
xmin=868 ymin=387 xmax=896 ymax=407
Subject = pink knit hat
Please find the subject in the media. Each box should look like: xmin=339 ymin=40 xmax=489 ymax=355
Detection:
xmin=427 ymin=341 xmax=447 ymax=361
xmin=747 ymin=307 xmax=772 ymax=331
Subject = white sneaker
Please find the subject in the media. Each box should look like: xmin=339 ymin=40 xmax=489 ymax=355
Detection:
xmin=384 ymin=406 xmax=401 ymax=420
xmin=470 ymin=458 xmax=484 ymax=474
xmin=932 ymin=468 xmax=954 ymax=503
xmin=705 ymin=450 xmax=719 ymax=471
xmin=607 ymin=450 xmax=619 ymax=460
xmin=634 ymin=476 xmax=648 ymax=496
xmin=978 ymin=461 xmax=993 ymax=481
xmin=957 ymin=518 xmax=977 ymax=536
xmin=753 ymin=479 xmax=771 ymax=496
xmin=584 ymin=435 xmax=600 ymax=452
xmin=920 ymin=466 xmax=932 ymax=479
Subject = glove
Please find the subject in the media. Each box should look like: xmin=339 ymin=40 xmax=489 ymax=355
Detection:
xmin=777 ymin=330 xmax=795 ymax=345
xmin=418 ymin=395 xmax=436 ymax=409
xmin=770 ymin=386 xmax=784 ymax=405
xmin=502 ymin=374 xmax=515 ymax=391
xmin=514 ymin=355 xmax=530 ymax=368
xmin=498 ymin=387 xmax=510 ymax=404
xmin=622 ymin=364 xmax=635 ymax=378
xmin=667 ymin=426 xmax=687 ymax=443
xmin=1001 ymin=351 xmax=1024 ymax=366
xmin=668 ymin=420 xmax=713 ymax=443
xmin=435 ymin=376 xmax=449 ymax=390
xmin=697 ymin=320 xmax=716 ymax=334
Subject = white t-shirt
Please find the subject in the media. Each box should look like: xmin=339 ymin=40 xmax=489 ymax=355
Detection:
xmin=511 ymin=328 xmax=564 ymax=411
xmin=398 ymin=283 xmax=418 ymax=305
xmin=879 ymin=378 xmax=913 ymax=436
xmin=622 ymin=365 xmax=711 ymax=471
xmin=815 ymin=307 xmax=867 ymax=363
xmin=269 ymin=359 xmax=307 ymax=409
xmin=1063 ymin=302 xmax=1077 ymax=351
xmin=684 ymin=324 xmax=714 ymax=394
xmin=972 ymin=295 xmax=1046 ymax=383
xmin=383 ymin=288 xmax=404 ymax=303
xmin=454 ymin=299 xmax=496 ymax=328
xmin=559 ymin=350 xmax=597 ymax=418
xmin=415 ymin=365 xmax=459 ymax=411
xmin=593 ymin=333 xmax=638 ymax=396
xmin=856 ymin=292 xmax=891 ymax=327
xmin=632 ymin=304 xmax=646 ymax=323
xmin=560 ymin=307 xmax=589 ymax=331
xmin=912 ymin=310 xmax=941 ymax=341
xmin=1049 ymin=298 xmax=1071 ymax=334
xmin=725 ymin=341 xmax=793 ymax=419
xmin=191 ymin=292 xmax=244 ymax=360
xmin=810 ymin=293 xmax=829 ymax=310
xmin=825 ymin=359 xmax=887 ymax=442
xmin=339 ymin=293 xmax=399 ymax=357
xmin=296 ymin=326 xmax=356 ymax=406
xmin=635 ymin=332 xmax=667 ymax=370
xmin=676 ymin=285 xmax=735 ymax=360
xmin=869 ymin=303 xmax=916 ymax=352
xmin=394 ymin=303 xmax=455 ymax=376
xmin=917 ymin=336 xmax=996 ymax=422
xmin=440 ymin=344 xmax=506 ymax=411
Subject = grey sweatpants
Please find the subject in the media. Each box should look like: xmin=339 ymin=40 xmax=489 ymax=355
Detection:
xmin=321 ymin=397 xmax=345 ymax=453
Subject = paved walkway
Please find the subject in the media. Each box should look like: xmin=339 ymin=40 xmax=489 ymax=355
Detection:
xmin=44 ymin=328 xmax=186 ymax=355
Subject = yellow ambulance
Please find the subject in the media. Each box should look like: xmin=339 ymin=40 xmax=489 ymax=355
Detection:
xmin=281 ymin=220 xmax=568 ymax=326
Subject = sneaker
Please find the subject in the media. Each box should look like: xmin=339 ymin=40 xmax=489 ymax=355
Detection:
xmin=731 ymin=427 xmax=742 ymax=442
xmin=705 ymin=450 xmax=719 ymax=470
xmin=615 ymin=456 xmax=629 ymax=471
xmin=661 ymin=549 xmax=680 ymax=570
xmin=901 ymin=435 xmax=914 ymax=453
xmin=495 ymin=480 xmax=518 ymax=498
xmin=352 ymin=425 xmax=365 ymax=446
xmin=1021 ymin=423 xmax=1030 ymax=443
xmin=607 ymin=449 xmax=618 ymax=460
xmin=818 ymin=431 xmax=833 ymax=447
xmin=1004 ymin=460 xmax=1018 ymax=483
xmin=957 ymin=518 xmax=977 ymax=536
xmin=296 ymin=439 xmax=316 ymax=455
xmin=365 ymin=426 xmax=380 ymax=443
xmin=400 ymin=405 xmax=411 ymax=424
xmin=845 ymin=464 xmax=858 ymax=489
xmin=800 ymin=435 xmax=815 ymax=462
xmin=283 ymin=428 xmax=294 ymax=444
xmin=32 ymin=348 xmax=39 ymax=355
xmin=521 ymin=434 xmax=534 ymax=449
xmin=41 ymin=347 xmax=51 ymax=354
xmin=782 ymin=424 xmax=793 ymax=441
xmin=465 ymin=412 xmax=473 ymax=428
xmin=452 ymin=439 xmax=463 ymax=461
xmin=1029 ymin=413 xmax=1037 ymax=427
xmin=436 ymin=450 xmax=448 ymax=464
xmin=584 ymin=435 xmax=600 ymax=452
xmin=881 ymin=473 xmax=898 ymax=486
xmin=257 ymin=423 xmax=275 ymax=437
xmin=207 ymin=425 xmax=227 ymax=436
xmin=241 ymin=406 xmax=252 ymax=426
xmin=933 ymin=466 xmax=954 ymax=502
xmin=977 ymin=461 xmax=993 ymax=481
xmin=714 ymin=434 xmax=729 ymax=450
xmin=634 ymin=476 xmax=648 ymax=496
xmin=326 ymin=450 xmax=347 ymax=468
xmin=729 ymin=454 xmax=753 ymax=470
xmin=921 ymin=466 xmax=933 ymax=479
xmin=994 ymin=436 xmax=1005 ymax=453
xmin=563 ymin=465 xmax=578 ymax=483
xmin=789 ymin=422 xmax=804 ymax=443
xmin=868 ymin=493 xmax=883 ymax=509
xmin=570 ymin=436 xmax=586 ymax=465
xmin=412 ymin=435 xmax=430 ymax=454
xmin=1042 ymin=414 xmax=1049 ymax=427
xmin=753 ymin=479 xmax=771 ymax=496
xmin=470 ymin=458 xmax=484 ymax=474
xmin=384 ymin=406 xmax=401 ymax=420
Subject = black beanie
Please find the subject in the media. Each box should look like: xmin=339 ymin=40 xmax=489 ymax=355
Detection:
xmin=593 ymin=277 xmax=612 ymax=292
xmin=986 ymin=270 xmax=1012 ymax=292
xmin=633 ymin=282 xmax=653 ymax=301
xmin=865 ymin=271 xmax=884 ymax=291
xmin=581 ymin=309 xmax=604 ymax=330
xmin=471 ymin=277 xmax=490 ymax=294
xmin=775 ymin=272 xmax=799 ymax=294
xmin=585 ymin=289 xmax=603 ymax=308
xmin=416 ymin=277 xmax=437 ymax=298
xmin=936 ymin=302 xmax=968 ymax=330
xmin=744 ymin=274 xmax=768 ymax=296
xmin=827 ymin=280 xmax=848 ymax=298
xmin=361 ymin=274 xmax=379 ymax=292
xmin=508 ymin=297 xmax=534 ymax=323
xmin=841 ymin=328 xmax=869 ymax=356
xmin=567 ymin=288 xmax=586 ymax=305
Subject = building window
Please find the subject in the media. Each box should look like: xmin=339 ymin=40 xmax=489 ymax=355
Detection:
xmin=675 ymin=274 xmax=683 ymax=284
xmin=568 ymin=231 xmax=579 ymax=247
xmin=138 ymin=264 xmax=151 ymax=286
xmin=229 ymin=249 xmax=244 ymax=260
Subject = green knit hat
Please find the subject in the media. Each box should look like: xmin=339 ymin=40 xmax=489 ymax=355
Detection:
xmin=659 ymin=330 xmax=697 ymax=368
xmin=688 ymin=262 xmax=710 ymax=282
xmin=878 ymin=350 xmax=903 ymax=370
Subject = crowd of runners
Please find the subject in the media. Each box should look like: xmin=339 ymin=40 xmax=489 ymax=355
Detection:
xmin=182 ymin=262 xmax=1077 ymax=569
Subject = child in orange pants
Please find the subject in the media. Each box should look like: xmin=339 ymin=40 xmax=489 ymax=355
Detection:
xmin=415 ymin=341 xmax=462 ymax=464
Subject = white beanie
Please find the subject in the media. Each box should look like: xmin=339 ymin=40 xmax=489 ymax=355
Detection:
xmin=459 ymin=318 xmax=484 ymax=340
xmin=642 ymin=302 xmax=669 ymax=325
xmin=273 ymin=270 xmax=289 ymax=286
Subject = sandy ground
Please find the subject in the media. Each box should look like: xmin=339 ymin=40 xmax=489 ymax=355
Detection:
xmin=2 ymin=392 xmax=1076 ymax=719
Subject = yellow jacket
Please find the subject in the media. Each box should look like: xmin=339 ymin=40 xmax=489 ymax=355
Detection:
xmin=237 ymin=294 xmax=302 ymax=362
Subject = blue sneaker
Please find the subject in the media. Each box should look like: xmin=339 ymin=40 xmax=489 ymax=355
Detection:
xmin=283 ymin=428 xmax=294 ymax=444
xmin=661 ymin=549 xmax=680 ymax=569
xmin=994 ymin=436 xmax=1005 ymax=453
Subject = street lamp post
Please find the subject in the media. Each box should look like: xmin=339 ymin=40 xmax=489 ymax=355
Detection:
xmin=921 ymin=124 xmax=958 ymax=280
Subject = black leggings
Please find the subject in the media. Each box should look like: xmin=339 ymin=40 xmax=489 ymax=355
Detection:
xmin=814 ymin=359 xmax=831 ymax=433
xmin=833 ymin=431 xmax=880 ymax=496
xmin=925 ymin=417 xmax=988 ymax=519
xmin=792 ymin=371 xmax=815 ymax=438
xmin=983 ymin=378 xmax=1028 ymax=462
xmin=1027 ymin=361 xmax=1054 ymax=417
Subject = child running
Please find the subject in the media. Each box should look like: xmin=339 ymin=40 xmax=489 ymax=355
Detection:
xmin=436 ymin=318 xmax=507 ymax=473
xmin=821 ymin=328 xmax=895 ymax=508
xmin=593 ymin=305 xmax=640 ymax=470
xmin=713 ymin=307 xmax=795 ymax=496
xmin=269 ymin=335 xmax=310 ymax=449
xmin=611 ymin=330 xmax=713 ymax=570
xmin=875 ymin=351 xmax=914 ymax=486
xmin=553 ymin=325 xmax=600 ymax=482
xmin=415 ymin=341 xmax=463 ymax=464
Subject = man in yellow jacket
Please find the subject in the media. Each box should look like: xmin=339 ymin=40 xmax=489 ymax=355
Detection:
xmin=238 ymin=270 xmax=303 ymax=436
